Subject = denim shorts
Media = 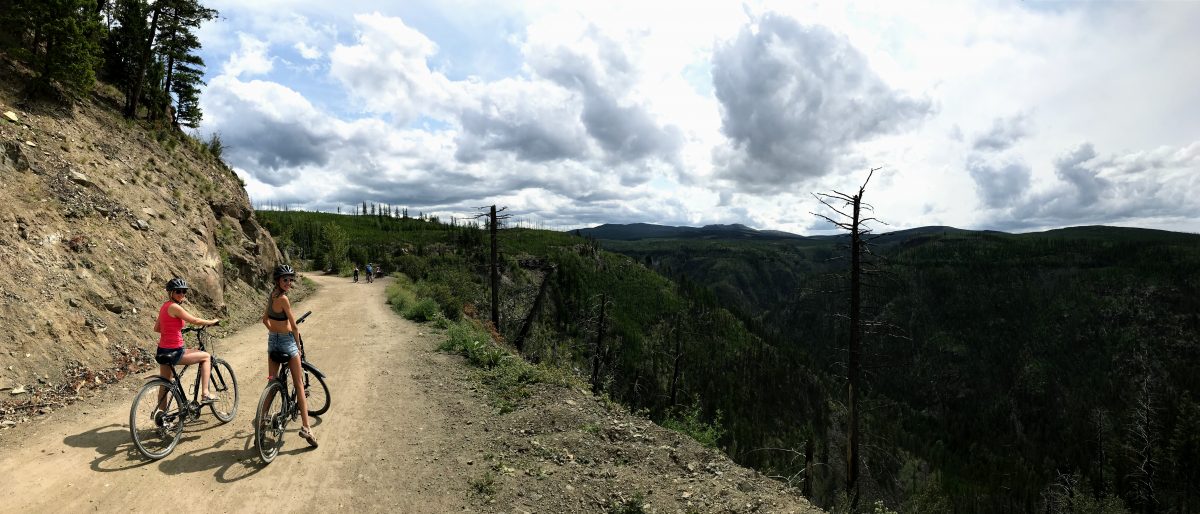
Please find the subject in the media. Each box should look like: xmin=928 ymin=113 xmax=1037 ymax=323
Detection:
xmin=267 ymin=332 xmax=299 ymax=359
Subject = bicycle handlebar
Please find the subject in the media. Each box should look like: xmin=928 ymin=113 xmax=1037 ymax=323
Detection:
xmin=181 ymin=320 xmax=221 ymax=333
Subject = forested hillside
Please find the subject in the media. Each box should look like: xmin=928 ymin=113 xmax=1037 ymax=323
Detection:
xmin=600 ymin=225 xmax=1200 ymax=513
xmin=256 ymin=210 xmax=838 ymax=501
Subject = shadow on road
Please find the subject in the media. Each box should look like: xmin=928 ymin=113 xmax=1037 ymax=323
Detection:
xmin=62 ymin=423 xmax=177 ymax=472
xmin=157 ymin=428 xmax=265 ymax=482
xmin=156 ymin=420 xmax=320 ymax=482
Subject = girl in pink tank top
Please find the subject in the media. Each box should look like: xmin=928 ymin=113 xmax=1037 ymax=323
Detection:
xmin=154 ymin=278 xmax=221 ymax=402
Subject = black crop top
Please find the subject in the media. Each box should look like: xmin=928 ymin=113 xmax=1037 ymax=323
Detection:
xmin=266 ymin=296 xmax=287 ymax=321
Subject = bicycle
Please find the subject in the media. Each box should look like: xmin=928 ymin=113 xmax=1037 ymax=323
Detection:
xmin=128 ymin=324 xmax=239 ymax=460
xmin=253 ymin=310 xmax=330 ymax=463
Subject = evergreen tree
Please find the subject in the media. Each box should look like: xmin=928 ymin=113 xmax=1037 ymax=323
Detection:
xmin=123 ymin=0 xmax=160 ymax=118
xmin=2 ymin=0 xmax=103 ymax=97
xmin=152 ymin=0 xmax=215 ymax=126
xmin=101 ymin=0 xmax=150 ymax=94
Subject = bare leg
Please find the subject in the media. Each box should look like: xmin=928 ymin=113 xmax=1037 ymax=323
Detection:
xmin=177 ymin=350 xmax=212 ymax=398
xmin=288 ymin=356 xmax=311 ymax=430
xmin=156 ymin=364 xmax=172 ymax=410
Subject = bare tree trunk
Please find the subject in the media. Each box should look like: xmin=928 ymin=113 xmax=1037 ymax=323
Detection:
xmin=847 ymin=190 xmax=862 ymax=503
xmin=591 ymin=293 xmax=607 ymax=393
xmin=804 ymin=437 xmax=815 ymax=498
xmin=669 ymin=313 xmax=683 ymax=407
xmin=126 ymin=1 xmax=161 ymax=119
xmin=489 ymin=204 xmax=499 ymax=330
xmin=812 ymin=168 xmax=880 ymax=508
xmin=514 ymin=267 xmax=553 ymax=352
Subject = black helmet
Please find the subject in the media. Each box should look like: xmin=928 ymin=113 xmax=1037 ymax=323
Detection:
xmin=165 ymin=277 xmax=189 ymax=291
xmin=273 ymin=264 xmax=296 ymax=280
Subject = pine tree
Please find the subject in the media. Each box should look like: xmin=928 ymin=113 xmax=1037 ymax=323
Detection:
xmin=152 ymin=0 xmax=215 ymax=126
xmin=101 ymin=0 xmax=149 ymax=99
xmin=123 ymin=0 xmax=160 ymax=118
xmin=3 ymin=0 xmax=103 ymax=97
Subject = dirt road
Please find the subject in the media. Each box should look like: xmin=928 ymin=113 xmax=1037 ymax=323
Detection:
xmin=0 ymin=275 xmax=474 ymax=512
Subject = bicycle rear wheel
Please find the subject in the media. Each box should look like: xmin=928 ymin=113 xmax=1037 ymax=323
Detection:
xmin=303 ymin=369 xmax=330 ymax=416
xmin=209 ymin=358 xmax=239 ymax=422
xmin=129 ymin=380 xmax=184 ymax=460
xmin=254 ymin=380 xmax=287 ymax=464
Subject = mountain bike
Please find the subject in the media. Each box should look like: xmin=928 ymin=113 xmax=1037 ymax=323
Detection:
xmin=128 ymin=324 xmax=238 ymax=460
xmin=253 ymin=310 xmax=330 ymax=463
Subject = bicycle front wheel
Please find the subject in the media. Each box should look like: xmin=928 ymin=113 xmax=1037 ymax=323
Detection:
xmin=129 ymin=380 xmax=184 ymax=460
xmin=209 ymin=358 xmax=239 ymax=422
xmin=254 ymin=380 xmax=286 ymax=464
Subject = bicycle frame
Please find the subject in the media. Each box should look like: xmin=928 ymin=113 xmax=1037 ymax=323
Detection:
xmin=153 ymin=326 xmax=231 ymax=417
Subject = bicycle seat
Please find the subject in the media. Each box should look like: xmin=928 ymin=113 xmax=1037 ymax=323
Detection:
xmin=269 ymin=351 xmax=293 ymax=364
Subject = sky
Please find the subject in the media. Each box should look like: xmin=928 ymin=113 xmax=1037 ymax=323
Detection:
xmin=193 ymin=0 xmax=1200 ymax=235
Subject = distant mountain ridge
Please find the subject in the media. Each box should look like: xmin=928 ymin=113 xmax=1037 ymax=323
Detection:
xmin=577 ymin=222 xmax=1199 ymax=243
xmin=577 ymin=222 xmax=807 ymax=241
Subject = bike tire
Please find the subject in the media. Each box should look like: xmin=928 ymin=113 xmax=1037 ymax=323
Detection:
xmin=303 ymin=368 xmax=330 ymax=416
xmin=129 ymin=379 xmax=184 ymax=460
xmin=209 ymin=358 xmax=239 ymax=423
xmin=254 ymin=380 xmax=287 ymax=464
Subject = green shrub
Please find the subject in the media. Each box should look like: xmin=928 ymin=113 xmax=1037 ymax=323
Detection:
xmin=433 ymin=314 xmax=451 ymax=329
xmin=663 ymin=399 xmax=725 ymax=449
xmin=385 ymin=280 xmax=418 ymax=313
xmin=394 ymin=254 xmax=430 ymax=280
xmin=470 ymin=472 xmax=496 ymax=496
xmin=404 ymin=298 xmax=439 ymax=322
xmin=607 ymin=493 xmax=647 ymax=514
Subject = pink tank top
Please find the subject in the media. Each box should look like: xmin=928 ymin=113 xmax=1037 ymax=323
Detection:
xmin=158 ymin=301 xmax=185 ymax=349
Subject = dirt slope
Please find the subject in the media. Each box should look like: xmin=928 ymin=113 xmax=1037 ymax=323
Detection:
xmin=0 ymin=275 xmax=821 ymax=513
xmin=0 ymin=56 xmax=281 ymax=405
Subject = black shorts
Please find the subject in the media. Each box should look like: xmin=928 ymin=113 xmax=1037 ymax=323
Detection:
xmin=155 ymin=347 xmax=184 ymax=366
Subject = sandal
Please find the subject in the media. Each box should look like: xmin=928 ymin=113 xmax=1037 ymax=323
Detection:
xmin=299 ymin=426 xmax=318 ymax=448
xmin=200 ymin=393 xmax=220 ymax=404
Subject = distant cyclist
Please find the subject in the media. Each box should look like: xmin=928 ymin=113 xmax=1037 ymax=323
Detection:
xmin=154 ymin=278 xmax=220 ymax=403
xmin=352 ymin=266 xmax=359 ymax=283
xmin=262 ymin=264 xmax=317 ymax=447
xmin=365 ymin=263 xmax=373 ymax=283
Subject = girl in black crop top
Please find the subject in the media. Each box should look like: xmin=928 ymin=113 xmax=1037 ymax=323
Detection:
xmin=261 ymin=264 xmax=317 ymax=447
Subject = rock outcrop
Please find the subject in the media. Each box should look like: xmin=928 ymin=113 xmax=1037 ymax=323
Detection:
xmin=0 ymin=57 xmax=281 ymax=396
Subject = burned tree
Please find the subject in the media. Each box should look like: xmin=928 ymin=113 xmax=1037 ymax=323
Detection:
xmin=811 ymin=167 xmax=883 ymax=504
xmin=473 ymin=205 xmax=512 ymax=331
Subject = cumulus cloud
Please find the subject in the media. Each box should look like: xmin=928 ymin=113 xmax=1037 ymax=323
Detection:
xmin=329 ymin=13 xmax=456 ymax=122
xmin=711 ymin=13 xmax=931 ymax=193
xmin=987 ymin=141 xmax=1200 ymax=230
xmin=525 ymin=25 xmax=683 ymax=166
xmin=201 ymin=76 xmax=337 ymax=184
xmin=294 ymin=42 xmax=321 ymax=60
xmin=454 ymin=79 xmax=590 ymax=163
xmin=223 ymin=34 xmax=274 ymax=78
xmin=966 ymin=156 xmax=1032 ymax=208
xmin=972 ymin=114 xmax=1030 ymax=152
xmin=966 ymin=114 xmax=1033 ymax=208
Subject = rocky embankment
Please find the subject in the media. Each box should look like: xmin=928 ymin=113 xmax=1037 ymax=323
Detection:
xmin=0 ymin=57 xmax=282 ymax=425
